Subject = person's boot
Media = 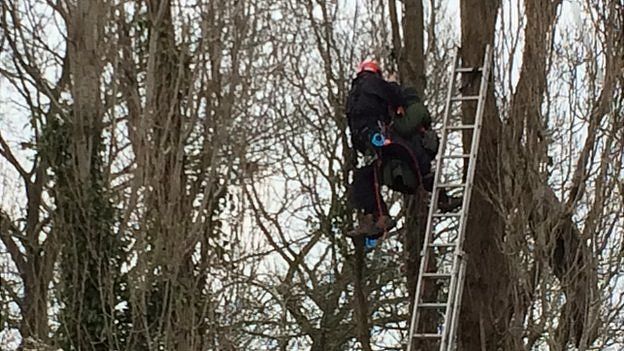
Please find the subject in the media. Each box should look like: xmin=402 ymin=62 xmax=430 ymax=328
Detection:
xmin=347 ymin=213 xmax=377 ymax=237
xmin=438 ymin=190 xmax=463 ymax=213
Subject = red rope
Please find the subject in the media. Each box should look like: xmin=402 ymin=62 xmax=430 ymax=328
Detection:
xmin=372 ymin=158 xmax=384 ymax=218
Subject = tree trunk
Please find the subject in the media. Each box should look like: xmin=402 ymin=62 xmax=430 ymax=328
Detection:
xmin=401 ymin=0 xmax=426 ymax=96
xmin=353 ymin=241 xmax=373 ymax=351
xmin=57 ymin=1 xmax=122 ymax=350
xmin=458 ymin=0 xmax=597 ymax=348
xmin=397 ymin=0 xmax=428 ymax=297
xmin=21 ymin=166 xmax=55 ymax=344
xmin=398 ymin=2 xmax=438 ymax=349
xmin=458 ymin=0 xmax=508 ymax=349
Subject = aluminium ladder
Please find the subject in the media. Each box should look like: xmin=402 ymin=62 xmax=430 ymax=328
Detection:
xmin=406 ymin=45 xmax=492 ymax=351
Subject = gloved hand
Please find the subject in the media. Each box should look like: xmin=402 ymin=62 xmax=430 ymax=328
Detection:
xmin=396 ymin=106 xmax=405 ymax=117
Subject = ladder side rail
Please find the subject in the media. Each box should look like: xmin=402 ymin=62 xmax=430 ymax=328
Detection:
xmin=439 ymin=251 xmax=462 ymax=348
xmin=407 ymin=49 xmax=459 ymax=350
xmin=441 ymin=44 xmax=493 ymax=351
xmin=447 ymin=256 xmax=468 ymax=351
xmin=451 ymin=44 xmax=492 ymax=281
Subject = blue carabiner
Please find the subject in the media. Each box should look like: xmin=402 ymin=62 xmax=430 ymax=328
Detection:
xmin=371 ymin=132 xmax=385 ymax=147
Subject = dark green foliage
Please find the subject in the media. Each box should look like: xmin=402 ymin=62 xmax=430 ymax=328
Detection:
xmin=42 ymin=115 xmax=129 ymax=350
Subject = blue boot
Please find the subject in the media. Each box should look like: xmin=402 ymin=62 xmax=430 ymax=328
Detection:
xmin=364 ymin=237 xmax=378 ymax=252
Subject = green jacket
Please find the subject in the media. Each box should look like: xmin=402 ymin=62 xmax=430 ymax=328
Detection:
xmin=392 ymin=87 xmax=432 ymax=138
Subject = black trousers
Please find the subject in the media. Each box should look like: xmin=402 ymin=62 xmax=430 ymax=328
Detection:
xmin=351 ymin=163 xmax=388 ymax=217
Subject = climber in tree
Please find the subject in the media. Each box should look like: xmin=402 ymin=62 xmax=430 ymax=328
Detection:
xmin=346 ymin=60 xmax=462 ymax=239
xmin=345 ymin=60 xmax=405 ymax=238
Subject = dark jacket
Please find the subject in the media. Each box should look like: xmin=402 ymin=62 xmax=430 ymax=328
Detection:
xmin=346 ymin=72 xmax=405 ymax=132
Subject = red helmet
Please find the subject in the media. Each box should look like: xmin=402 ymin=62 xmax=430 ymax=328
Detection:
xmin=356 ymin=60 xmax=381 ymax=75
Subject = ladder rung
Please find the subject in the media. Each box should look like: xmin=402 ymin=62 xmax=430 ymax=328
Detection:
xmin=455 ymin=67 xmax=482 ymax=73
xmin=418 ymin=302 xmax=448 ymax=308
xmin=451 ymin=95 xmax=480 ymax=102
xmin=413 ymin=333 xmax=442 ymax=339
xmin=428 ymin=242 xmax=457 ymax=248
xmin=441 ymin=154 xmax=471 ymax=159
xmin=432 ymin=212 xmax=461 ymax=218
xmin=437 ymin=182 xmax=466 ymax=188
xmin=422 ymin=272 xmax=452 ymax=279
xmin=445 ymin=124 xmax=475 ymax=131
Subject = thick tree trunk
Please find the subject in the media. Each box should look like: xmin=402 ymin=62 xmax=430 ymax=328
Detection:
xmin=458 ymin=0 xmax=597 ymax=348
xmin=458 ymin=1 xmax=507 ymax=349
xmin=58 ymin=1 xmax=120 ymax=350
xmin=397 ymin=0 xmax=427 ymax=296
xmin=401 ymin=0 xmax=426 ymax=96
xmin=126 ymin=1 xmax=203 ymax=349
xmin=397 ymin=2 xmax=438 ymax=349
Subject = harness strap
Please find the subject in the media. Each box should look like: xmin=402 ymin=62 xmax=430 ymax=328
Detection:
xmin=372 ymin=156 xmax=384 ymax=219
